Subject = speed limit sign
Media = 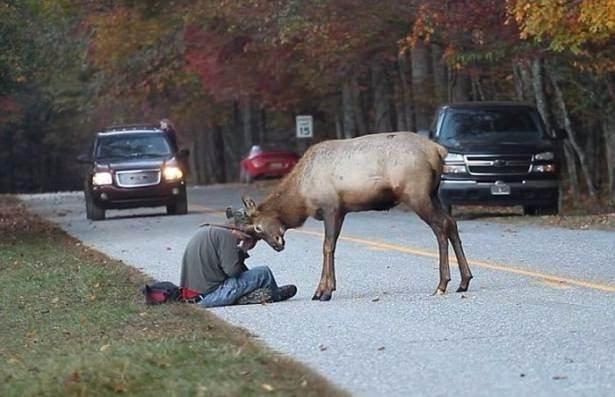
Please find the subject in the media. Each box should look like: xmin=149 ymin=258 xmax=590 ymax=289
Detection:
xmin=296 ymin=115 xmax=313 ymax=139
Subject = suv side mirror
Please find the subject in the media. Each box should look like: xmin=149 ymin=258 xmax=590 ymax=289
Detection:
xmin=417 ymin=129 xmax=432 ymax=139
xmin=176 ymin=148 xmax=190 ymax=158
xmin=76 ymin=154 xmax=91 ymax=163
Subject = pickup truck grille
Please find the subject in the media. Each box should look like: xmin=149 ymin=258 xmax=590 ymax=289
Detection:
xmin=115 ymin=169 xmax=161 ymax=188
xmin=465 ymin=154 xmax=532 ymax=175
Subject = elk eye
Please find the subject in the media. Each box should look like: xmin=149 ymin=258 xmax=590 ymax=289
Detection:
xmin=254 ymin=224 xmax=264 ymax=234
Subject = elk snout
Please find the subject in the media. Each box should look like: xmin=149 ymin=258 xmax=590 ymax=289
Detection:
xmin=270 ymin=236 xmax=285 ymax=252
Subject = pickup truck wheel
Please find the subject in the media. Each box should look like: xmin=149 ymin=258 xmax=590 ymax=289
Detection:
xmin=85 ymin=194 xmax=105 ymax=221
xmin=167 ymin=196 xmax=188 ymax=215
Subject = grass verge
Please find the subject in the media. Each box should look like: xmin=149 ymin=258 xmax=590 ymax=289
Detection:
xmin=0 ymin=195 xmax=346 ymax=397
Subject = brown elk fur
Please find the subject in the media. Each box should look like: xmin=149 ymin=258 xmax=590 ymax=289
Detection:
xmin=243 ymin=132 xmax=473 ymax=301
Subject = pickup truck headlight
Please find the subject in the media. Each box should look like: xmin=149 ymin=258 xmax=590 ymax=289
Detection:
xmin=445 ymin=153 xmax=464 ymax=162
xmin=163 ymin=166 xmax=183 ymax=181
xmin=443 ymin=164 xmax=467 ymax=174
xmin=92 ymin=172 xmax=113 ymax=186
xmin=534 ymin=151 xmax=554 ymax=161
xmin=531 ymin=164 xmax=557 ymax=173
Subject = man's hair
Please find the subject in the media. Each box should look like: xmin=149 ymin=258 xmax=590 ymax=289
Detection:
xmin=226 ymin=207 xmax=250 ymax=227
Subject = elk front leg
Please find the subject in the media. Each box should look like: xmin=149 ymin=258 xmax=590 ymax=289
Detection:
xmin=312 ymin=209 xmax=345 ymax=301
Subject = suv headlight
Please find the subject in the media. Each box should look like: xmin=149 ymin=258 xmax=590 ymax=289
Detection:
xmin=445 ymin=153 xmax=464 ymax=163
xmin=92 ymin=172 xmax=112 ymax=186
xmin=534 ymin=151 xmax=554 ymax=161
xmin=163 ymin=166 xmax=183 ymax=181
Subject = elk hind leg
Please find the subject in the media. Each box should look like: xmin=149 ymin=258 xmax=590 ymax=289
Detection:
xmin=441 ymin=208 xmax=473 ymax=292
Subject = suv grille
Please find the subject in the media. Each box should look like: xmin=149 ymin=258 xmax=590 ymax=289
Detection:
xmin=115 ymin=170 xmax=161 ymax=188
xmin=465 ymin=154 xmax=531 ymax=175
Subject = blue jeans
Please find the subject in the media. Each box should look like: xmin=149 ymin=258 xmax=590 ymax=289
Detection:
xmin=199 ymin=266 xmax=280 ymax=308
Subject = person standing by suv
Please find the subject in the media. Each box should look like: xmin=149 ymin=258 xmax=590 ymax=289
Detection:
xmin=180 ymin=208 xmax=297 ymax=307
xmin=160 ymin=118 xmax=191 ymax=178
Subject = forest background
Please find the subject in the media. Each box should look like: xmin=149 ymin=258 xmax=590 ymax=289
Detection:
xmin=1 ymin=0 xmax=613 ymax=211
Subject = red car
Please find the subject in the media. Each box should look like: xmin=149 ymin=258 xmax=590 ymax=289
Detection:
xmin=239 ymin=145 xmax=299 ymax=183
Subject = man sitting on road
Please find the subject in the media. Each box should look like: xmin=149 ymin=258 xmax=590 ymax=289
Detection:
xmin=179 ymin=208 xmax=297 ymax=307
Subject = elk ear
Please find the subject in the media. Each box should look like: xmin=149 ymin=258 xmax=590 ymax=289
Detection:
xmin=242 ymin=196 xmax=257 ymax=215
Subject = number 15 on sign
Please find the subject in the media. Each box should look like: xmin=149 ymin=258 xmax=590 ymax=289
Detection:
xmin=296 ymin=115 xmax=313 ymax=139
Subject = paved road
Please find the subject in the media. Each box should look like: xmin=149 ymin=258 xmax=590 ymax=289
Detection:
xmin=22 ymin=185 xmax=615 ymax=396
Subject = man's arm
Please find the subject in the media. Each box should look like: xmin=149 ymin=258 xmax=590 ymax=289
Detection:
xmin=216 ymin=229 xmax=248 ymax=277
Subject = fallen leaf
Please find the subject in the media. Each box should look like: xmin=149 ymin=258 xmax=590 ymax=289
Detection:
xmin=377 ymin=346 xmax=385 ymax=351
xmin=100 ymin=344 xmax=111 ymax=352
xmin=318 ymin=344 xmax=327 ymax=351
xmin=552 ymin=375 xmax=567 ymax=380
xmin=371 ymin=297 xmax=380 ymax=302
xmin=52 ymin=297 xmax=59 ymax=303
xmin=301 ymin=380 xmax=308 ymax=387
xmin=261 ymin=383 xmax=275 ymax=392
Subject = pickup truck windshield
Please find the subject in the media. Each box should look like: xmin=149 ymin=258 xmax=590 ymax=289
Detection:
xmin=440 ymin=108 xmax=544 ymax=143
xmin=96 ymin=133 xmax=172 ymax=159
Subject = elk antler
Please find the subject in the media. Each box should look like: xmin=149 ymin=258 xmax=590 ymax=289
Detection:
xmin=241 ymin=196 xmax=257 ymax=216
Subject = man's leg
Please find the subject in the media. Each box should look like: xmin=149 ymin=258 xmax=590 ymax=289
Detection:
xmin=237 ymin=266 xmax=297 ymax=304
xmin=199 ymin=266 xmax=279 ymax=308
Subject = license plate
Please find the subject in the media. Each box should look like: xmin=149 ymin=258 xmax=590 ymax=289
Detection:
xmin=269 ymin=162 xmax=284 ymax=169
xmin=490 ymin=183 xmax=511 ymax=195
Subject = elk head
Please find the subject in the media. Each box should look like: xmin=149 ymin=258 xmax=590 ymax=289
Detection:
xmin=242 ymin=196 xmax=286 ymax=252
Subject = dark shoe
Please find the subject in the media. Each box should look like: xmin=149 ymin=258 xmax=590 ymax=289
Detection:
xmin=274 ymin=285 xmax=297 ymax=302
xmin=236 ymin=288 xmax=273 ymax=305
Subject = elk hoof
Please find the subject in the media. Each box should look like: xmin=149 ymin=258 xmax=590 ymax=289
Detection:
xmin=456 ymin=285 xmax=468 ymax=293
xmin=432 ymin=288 xmax=446 ymax=296
xmin=319 ymin=293 xmax=332 ymax=301
xmin=311 ymin=292 xmax=321 ymax=300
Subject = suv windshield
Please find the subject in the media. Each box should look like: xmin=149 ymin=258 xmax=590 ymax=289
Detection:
xmin=95 ymin=133 xmax=172 ymax=159
xmin=440 ymin=108 xmax=545 ymax=143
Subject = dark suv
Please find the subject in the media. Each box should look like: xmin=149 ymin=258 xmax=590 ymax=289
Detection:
xmin=78 ymin=124 xmax=189 ymax=220
xmin=422 ymin=102 xmax=564 ymax=215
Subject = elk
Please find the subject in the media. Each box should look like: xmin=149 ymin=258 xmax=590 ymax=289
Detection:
xmin=242 ymin=132 xmax=473 ymax=301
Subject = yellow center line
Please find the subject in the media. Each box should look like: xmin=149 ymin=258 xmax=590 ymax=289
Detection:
xmin=190 ymin=203 xmax=615 ymax=293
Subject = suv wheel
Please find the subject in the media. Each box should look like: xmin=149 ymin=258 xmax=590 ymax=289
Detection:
xmin=167 ymin=195 xmax=188 ymax=215
xmin=85 ymin=193 xmax=105 ymax=221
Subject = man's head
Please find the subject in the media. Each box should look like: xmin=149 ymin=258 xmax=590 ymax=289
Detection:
xmin=240 ymin=196 xmax=286 ymax=252
xmin=226 ymin=206 xmax=259 ymax=252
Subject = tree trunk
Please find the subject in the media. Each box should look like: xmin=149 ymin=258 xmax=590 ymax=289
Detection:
xmin=392 ymin=62 xmax=406 ymax=131
xmin=549 ymin=72 xmax=597 ymax=198
xmin=549 ymin=74 xmax=596 ymax=198
xmin=513 ymin=61 xmax=534 ymax=102
xmin=563 ymin=142 xmax=580 ymax=200
xmin=470 ymin=69 xmax=486 ymax=101
xmin=411 ymin=39 xmax=432 ymax=130
xmin=341 ymin=75 xmax=357 ymax=138
xmin=241 ymin=97 xmax=253 ymax=153
xmin=450 ymin=68 xmax=470 ymax=103
xmin=529 ymin=59 xmax=553 ymax=133
xmin=371 ymin=60 xmax=394 ymax=132
xmin=603 ymin=114 xmax=615 ymax=197
xmin=398 ymin=49 xmax=415 ymax=131
xmin=432 ymin=44 xmax=448 ymax=105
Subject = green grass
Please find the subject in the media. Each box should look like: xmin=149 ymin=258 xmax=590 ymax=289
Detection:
xmin=0 ymin=196 xmax=345 ymax=397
